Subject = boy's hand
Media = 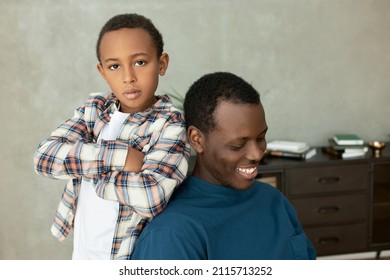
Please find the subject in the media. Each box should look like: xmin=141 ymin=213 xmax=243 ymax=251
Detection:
xmin=123 ymin=147 xmax=145 ymax=173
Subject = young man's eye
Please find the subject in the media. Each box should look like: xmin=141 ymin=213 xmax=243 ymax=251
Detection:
xmin=134 ymin=60 xmax=146 ymax=66
xmin=109 ymin=64 xmax=120 ymax=70
xmin=257 ymin=137 xmax=266 ymax=146
xmin=256 ymin=137 xmax=266 ymax=143
xmin=230 ymin=143 xmax=244 ymax=151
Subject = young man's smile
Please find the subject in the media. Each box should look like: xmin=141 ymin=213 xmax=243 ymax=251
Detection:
xmin=236 ymin=166 xmax=258 ymax=180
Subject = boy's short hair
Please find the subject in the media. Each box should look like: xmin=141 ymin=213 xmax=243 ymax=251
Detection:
xmin=184 ymin=72 xmax=260 ymax=134
xmin=96 ymin=13 xmax=164 ymax=63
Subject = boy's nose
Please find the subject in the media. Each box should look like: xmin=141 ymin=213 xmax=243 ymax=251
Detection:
xmin=123 ymin=68 xmax=136 ymax=83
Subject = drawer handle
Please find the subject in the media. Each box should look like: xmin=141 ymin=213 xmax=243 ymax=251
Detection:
xmin=317 ymin=236 xmax=340 ymax=245
xmin=317 ymin=206 xmax=340 ymax=214
xmin=317 ymin=177 xmax=340 ymax=184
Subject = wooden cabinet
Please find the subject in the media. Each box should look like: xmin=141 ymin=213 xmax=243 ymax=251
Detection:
xmin=371 ymin=163 xmax=390 ymax=247
xmin=286 ymin=164 xmax=369 ymax=256
xmin=257 ymin=144 xmax=390 ymax=257
xmin=286 ymin=164 xmax=368 ymax=194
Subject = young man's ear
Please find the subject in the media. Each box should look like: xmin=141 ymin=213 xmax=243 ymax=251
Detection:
xmin=187 ymin=125 xmax=205 ymax=154
xmin=159 ymin=53 xmax=169 ymax=76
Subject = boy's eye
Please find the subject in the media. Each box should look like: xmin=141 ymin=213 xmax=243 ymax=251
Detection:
xmin=109 ymin=64 xmax=120 ymax=70
xmin=134 ymin=60 xmax=146 ymax=66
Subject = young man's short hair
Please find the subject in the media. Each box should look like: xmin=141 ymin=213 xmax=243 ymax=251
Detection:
xmin=184 ymin=72 xmax=260 ymax=134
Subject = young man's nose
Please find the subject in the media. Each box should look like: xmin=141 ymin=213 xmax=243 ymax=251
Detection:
xmin=246 ymin=142 xmax=264 ymax=162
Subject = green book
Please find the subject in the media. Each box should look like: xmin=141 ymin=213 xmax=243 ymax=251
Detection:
xmin=328 ymin=139 xmax=365 ymax=150
xmin=333 ymin=134 xmax=364 ymax=145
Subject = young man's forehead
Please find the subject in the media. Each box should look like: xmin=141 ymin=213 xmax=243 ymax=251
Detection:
xmin=215 ymin=100 xmax=264 ymax=119
xmin=213 ymin=101 xmax=266 ymax=134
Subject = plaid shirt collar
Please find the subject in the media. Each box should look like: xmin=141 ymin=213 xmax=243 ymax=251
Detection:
xmin=104 ymin=93 xmax=173 ymax=115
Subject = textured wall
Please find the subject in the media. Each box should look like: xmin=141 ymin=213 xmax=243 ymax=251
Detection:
xmin=1 ymin=0 xmax=389 ymax=259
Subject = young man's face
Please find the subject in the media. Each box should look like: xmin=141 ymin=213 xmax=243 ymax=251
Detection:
xmin=97 ymin=28 xmax=168 ymax=113
xmin=194 ymin=101 xmax=267 ymax=191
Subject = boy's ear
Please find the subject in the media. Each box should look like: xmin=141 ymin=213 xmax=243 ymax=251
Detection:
xmin=159 ymin=53 xmax=169 ymax=76
xmin=97 ymin=63 xmax=107 ymax=81
xmin=187 ymin=125 xmax=205 ymax=154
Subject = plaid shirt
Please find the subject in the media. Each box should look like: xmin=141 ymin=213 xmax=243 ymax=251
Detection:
xmin=34 ymin=92 xmax=190 ymax=259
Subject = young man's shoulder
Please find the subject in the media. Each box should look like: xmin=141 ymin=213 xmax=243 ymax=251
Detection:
xmin=252 ymin=180 xmax=286 ymax=199
xmin=253 ymin=179 xmax=280 ymax=191
xmin=252 ymin=180 xmax=298 ymax=214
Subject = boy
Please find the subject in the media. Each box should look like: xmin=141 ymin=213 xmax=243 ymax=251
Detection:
xmin=34 ymin=13 xmax=190 ymax=260
xmin=131 ymin=72 xmax=316 ymax=260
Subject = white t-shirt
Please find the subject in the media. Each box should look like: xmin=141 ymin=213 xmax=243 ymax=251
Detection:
xmin=72 ymin=110 xmax=129 ymax=260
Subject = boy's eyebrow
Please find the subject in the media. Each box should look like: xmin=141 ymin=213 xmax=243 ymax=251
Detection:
xmin=103 ymin=52 xmax=150 ymax=64
xmin=103 ymin=58 xmax=119 ymax=64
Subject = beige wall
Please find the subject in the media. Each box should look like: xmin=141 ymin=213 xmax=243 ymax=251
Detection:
xmin=1 ymin=0 xmax=389 ymax=259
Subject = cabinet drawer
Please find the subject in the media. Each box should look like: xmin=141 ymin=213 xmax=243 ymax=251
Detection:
xmin=291 ymin=194 xmax=368 ymax=226
xmin=304 ymin=223 xmax=368 ymax=256
xmin=286 ymin=164 xmax=368 ymax=195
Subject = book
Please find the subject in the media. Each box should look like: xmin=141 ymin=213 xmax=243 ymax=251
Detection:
xmin=325 ymin=147 xmax=367 ymax=159
xmin=267 ymin=140 xmax=310 ymax=153
xmin=326 ymin=139 xmax=368 ymax=159
xmin=269 ymin=148 xmax=317 ymax=160
xmin=341 ymin=150 xmax=367 ymax=159
xmin=324 ymin=146 xmax=343 ymax=158
xmin=333 ymin=134 xmax=364 ymax=145
xmin=328 ymin=139 xmax=368 ymax=152
xmin=344 ymin=147 xmax=368 ymax=153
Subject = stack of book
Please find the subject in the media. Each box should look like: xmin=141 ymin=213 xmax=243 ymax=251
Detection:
xmin=327 ymin=134 xmax=368 ymax=159
xmin=266 ymin=140 xmax=316 ymax=160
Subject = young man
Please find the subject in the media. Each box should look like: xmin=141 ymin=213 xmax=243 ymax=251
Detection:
xmin=34 ymin=14 xmax=190 ymax=260
xmin=131 ymin=72 xmax=316 ymax=260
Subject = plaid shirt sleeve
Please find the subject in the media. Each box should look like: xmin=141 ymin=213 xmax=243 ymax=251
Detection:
xmin=94 ymin=114 xmax=190 ymax=219
xmin=33 ymin=94 xmax=128 ymax=180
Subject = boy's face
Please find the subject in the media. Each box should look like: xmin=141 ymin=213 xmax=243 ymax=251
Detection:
xmin=192 ymin=101 xmax=268 ymax=191
xmin=97 ymin=28 xmax=169 ymax=113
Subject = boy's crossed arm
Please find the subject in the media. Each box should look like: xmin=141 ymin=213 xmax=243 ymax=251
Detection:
xmin=94 ymin=122 xmax=190 ymax=218
xmin=124 ymin=146 xmax=145 ymax=173
xmin=34 ymin=103 xmax=190 ymax=219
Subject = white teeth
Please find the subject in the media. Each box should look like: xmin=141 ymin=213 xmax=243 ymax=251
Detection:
xmin=237 ymin=167 xmax=257 ymax=174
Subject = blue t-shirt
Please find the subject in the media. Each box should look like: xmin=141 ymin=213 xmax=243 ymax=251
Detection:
xmin=131 ymin=176 xmax=316 ymax=260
